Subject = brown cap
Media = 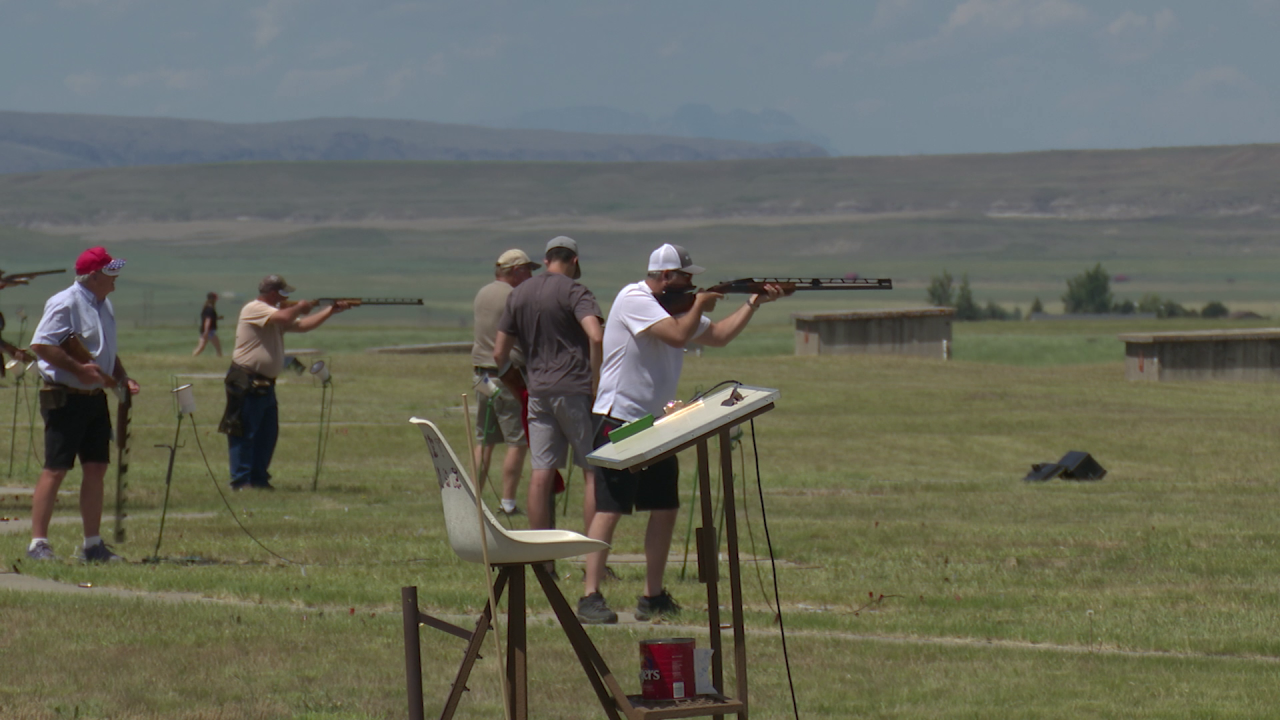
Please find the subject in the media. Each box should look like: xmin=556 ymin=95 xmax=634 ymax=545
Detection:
xmin=258 ymin=274 xmax=296 ymax=296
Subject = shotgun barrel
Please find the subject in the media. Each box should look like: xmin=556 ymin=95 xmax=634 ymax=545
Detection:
xmin=0 ymin=269 xmax=66 ymax=285
xmin=658 ymin=277 xmax=892 ymax=314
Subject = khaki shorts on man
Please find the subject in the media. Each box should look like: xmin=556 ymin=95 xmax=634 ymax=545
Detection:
xmin=473 ymin=369 xmax=527 ymax=446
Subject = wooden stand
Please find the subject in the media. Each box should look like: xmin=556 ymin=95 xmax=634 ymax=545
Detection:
xmin=404 ymin=384 xmax=778 ymax=720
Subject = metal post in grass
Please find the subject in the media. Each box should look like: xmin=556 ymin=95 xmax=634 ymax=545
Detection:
xmin=310 ymin=360 xmax=333 ymax=491
xmin=402 ymin=586 xmax=425 ymax=720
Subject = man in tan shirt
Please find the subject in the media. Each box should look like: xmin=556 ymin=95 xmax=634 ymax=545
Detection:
xmin=471 ymin=249 xmax=539 ymax=515
xmin=219 ymin=275 xmax=349 ymax=490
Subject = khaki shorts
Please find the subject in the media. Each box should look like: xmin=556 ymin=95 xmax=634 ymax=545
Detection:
xmin=473 ymin=371 xmax=526 ymax=446
xmin=527 ymin=394 xmax=597 ymax=470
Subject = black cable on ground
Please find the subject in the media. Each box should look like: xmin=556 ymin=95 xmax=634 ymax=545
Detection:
xmin=151 ymin=414 xmax=184 ymax=559
xmin=189 ymin=413 xmax=304 ymax=566
xmin=737 ymin=432 xmax=777 ymax=617
xmin=679 ymin=474 xmax=699 ymax=580
xmin=749 ymin=417 xmax=801 ymax=720
xmin=147 ymin=413 xmax=442 ymax=568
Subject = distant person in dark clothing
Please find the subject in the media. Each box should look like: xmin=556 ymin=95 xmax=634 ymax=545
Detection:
xmin=193 ymin=292 xmax=223 ymax=357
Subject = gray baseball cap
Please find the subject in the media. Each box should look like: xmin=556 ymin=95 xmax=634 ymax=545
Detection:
xmin=545 ymin=236 xmax=582 ymax=278
xmin=546 ymin=236 xmax=578 ymax=255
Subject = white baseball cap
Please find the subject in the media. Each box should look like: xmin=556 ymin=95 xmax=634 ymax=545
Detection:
xmin=648 ymin=243 xmax=705 ymax=275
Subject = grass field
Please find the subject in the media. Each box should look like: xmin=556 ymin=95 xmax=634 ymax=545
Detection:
xmin=4 ymin=154 xmax=1280 ymax=718
xmin=5 ymin=211 xmax=1280 ymax=332
xmin=4 ymin=319 xmax=1280 ymax=719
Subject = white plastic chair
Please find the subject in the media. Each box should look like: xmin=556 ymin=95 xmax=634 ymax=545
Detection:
xmin=412 ymin=417 xmax=606 ymax=565
xmin=405 ymin=418 xmax=631 ymax=720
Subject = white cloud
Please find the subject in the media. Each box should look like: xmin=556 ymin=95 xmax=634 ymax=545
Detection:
xmin=118 ymin=68 xmax=204 ymax=91
xmin=251 ymin=0 xmax=300 ymax=50
xmin=64 ymin=72 xmax=101 ymax=95
xmin=1100 ymin=8 xmax=1176 ymax=64
xmin=275 ymin=63 xmax=369 ymax=99
xmin=943 ymin=0 xmax=1091 ymax=35
xmin=881 ymin=0 xmax=1091 ymax=65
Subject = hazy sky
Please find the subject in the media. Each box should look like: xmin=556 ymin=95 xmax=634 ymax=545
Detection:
xmin=3 ymin=0 xmax=1278 ymax=156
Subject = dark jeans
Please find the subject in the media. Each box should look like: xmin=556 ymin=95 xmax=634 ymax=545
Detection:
xmin=228 ymin=387 xmax=278 ymax=487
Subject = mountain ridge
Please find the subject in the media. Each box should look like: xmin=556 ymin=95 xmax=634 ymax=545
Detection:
xmin=3 ymin=141 xmax=1280 ymax=226
xmin=0 ymin=110 xmax=829 ymax=174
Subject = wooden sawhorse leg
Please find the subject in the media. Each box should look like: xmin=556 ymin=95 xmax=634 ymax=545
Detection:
xmin=403 ymin=571 xmax=512 ymax=720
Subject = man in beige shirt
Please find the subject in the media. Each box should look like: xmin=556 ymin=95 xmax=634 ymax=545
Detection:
xmin=471 ymin=249 xmax=539 ymax=515
xmin=219 ymin=275 xmax=349 ymax=490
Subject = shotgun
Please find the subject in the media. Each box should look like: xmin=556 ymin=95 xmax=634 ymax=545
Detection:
xmin=58 ymin=334 xmax=118 ymax=389
xmin=0 ymin=269 xmax=66 ymax=285
xmin=316 ymin=298 xmax=424 ymax=306
xmin=114 ymin=384 xmax=132 ymax=543
xmin=658 ymin=277 xmax=893 ymax=314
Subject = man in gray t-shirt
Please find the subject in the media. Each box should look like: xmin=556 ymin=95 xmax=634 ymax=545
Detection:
xmin=495 ymin=236 xmax=603 ymax=534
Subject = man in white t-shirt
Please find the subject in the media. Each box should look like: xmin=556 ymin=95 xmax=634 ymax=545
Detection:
xmin=576 ymin=244 xmax=783 ymax=624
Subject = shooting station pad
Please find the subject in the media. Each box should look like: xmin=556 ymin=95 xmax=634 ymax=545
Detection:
xmin=587 ymin=383 xmax=779 ymax=719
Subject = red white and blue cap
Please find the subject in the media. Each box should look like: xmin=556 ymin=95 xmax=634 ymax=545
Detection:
xmin=75 ymin=247 xmax=126 ymax=276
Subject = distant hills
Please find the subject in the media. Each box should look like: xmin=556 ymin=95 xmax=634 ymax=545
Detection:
xmin=504 ymin=104 xmax=835 ymax=153
xmin=0 ymin=111 xmax=828 ymax=175
xmin=4 ymin=143 xmax=1280 ymax=226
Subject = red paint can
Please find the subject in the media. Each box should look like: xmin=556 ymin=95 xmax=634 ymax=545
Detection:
xmin=639 ymin=638 xmax=695 ymax=700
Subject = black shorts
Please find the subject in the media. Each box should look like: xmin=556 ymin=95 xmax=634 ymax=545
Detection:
xmin=42 ymin=392 xmax=112 ymax=470
xmin=593 ymin=415 xmax=680 ymax=515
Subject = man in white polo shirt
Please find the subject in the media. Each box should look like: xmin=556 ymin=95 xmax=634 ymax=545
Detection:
xmin=26 ymin=247 xmax=140 ymax=563
xmin=577 ymin=244 xmax=782 ymax=624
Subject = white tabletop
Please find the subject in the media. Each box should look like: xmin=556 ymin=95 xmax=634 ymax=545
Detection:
xmin=587 ymin=384 xmax=780 ymax=471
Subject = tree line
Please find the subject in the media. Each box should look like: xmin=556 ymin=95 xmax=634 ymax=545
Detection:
xmin=928 ymin=264 xmax=1232 ymax=320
